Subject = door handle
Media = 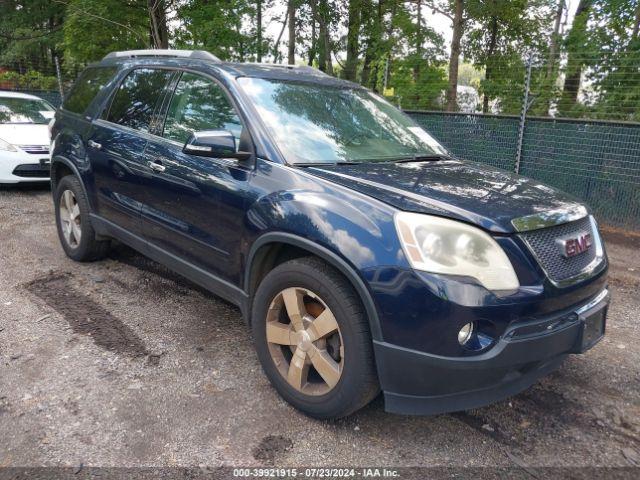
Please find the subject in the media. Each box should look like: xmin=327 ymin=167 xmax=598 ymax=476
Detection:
xmin=148 ymin=160 xmax=166 ymax=173
xmin=87 ymin=139 xmax=102 ymax=150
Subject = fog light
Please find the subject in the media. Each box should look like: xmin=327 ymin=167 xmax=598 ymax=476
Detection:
xmin=458 ymin=322 xmax=474 ymax=345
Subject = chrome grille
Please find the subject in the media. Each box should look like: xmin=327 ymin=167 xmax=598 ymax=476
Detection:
xmin=519 ymin=216 xmax=599 ymax=283
xmin=19 ymin=145 xmax=49 ymax=155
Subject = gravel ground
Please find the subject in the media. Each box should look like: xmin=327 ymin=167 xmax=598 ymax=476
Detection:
xmin=0 ymin=185 xmax=639 ymax=471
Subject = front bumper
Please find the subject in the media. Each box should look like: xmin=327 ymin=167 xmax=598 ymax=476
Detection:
xmin=0 ymin=149 xmax=50 ymax=183
xmin=375 ymin=288 xmax=609 ymax=415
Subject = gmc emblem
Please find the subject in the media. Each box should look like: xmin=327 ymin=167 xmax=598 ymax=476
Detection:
xmin=557 ymin=232 xmax=592 ymax=258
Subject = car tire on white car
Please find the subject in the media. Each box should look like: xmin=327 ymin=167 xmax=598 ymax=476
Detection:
xmin=54 ymin=175 xmax=110 ymax=261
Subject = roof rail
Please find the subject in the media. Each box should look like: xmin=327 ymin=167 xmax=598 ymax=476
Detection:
xmin=244 ymin=62 xmax=330 ymax=76
xmin=102 ymin=49 xmax=221 ymax=62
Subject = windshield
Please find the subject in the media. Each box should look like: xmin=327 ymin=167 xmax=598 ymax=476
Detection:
xmin=0 ymin=97 xmax=55 ymax=124
xmin=237 ymin=77 xmax=448 ymax=165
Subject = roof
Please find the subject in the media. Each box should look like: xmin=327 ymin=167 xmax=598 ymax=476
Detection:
xmin=217 ymin=62 xmax=361 ymax=88
xmin=0 ymin=91 xmax=46 ymax=100
xmin=99 ymin=49 xmax=361 ymax=89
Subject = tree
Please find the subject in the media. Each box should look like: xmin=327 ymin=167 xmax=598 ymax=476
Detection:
xmin=0 ymin=0 xmax=66 ymax=70
xmin=63 ymin=0 xmax=149 ymax=66
xmin=579 ymin=0 xmax=640 ymax=120
xmin=388 ymin=1 xmax=446 ymax=108
xmin=317 ymin=0 xmax=334 ymax=73
xmin=342 ymin=0 xmax=362 ymax=80
xmin=464 ymin=0 xmax=554 ymax=114
xmin=287 ymin=0 xmax=296 ymax=64
xmin=540 ymin=0 xmax=565 ymax=115
xmin=447 ymin=0 xmax=465 ymax=111
xmin=257 ymin=0 xmax=263 ymax=61
xmin=176 ymin=0 xmax=255 ymax=61
xmin=148 ymin=0 xmax=170 ymax=49
xmin=558 ymin=0 xmax=592 ymax=115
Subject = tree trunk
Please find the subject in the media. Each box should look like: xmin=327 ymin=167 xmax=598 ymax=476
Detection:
xmin=543 ymin=0 xmax=564 ymax=114
xmin=373 ymin=0 xmax=397 ymax=93
xmin=318 ymin=0 xmax=333 ymax=74
xmin=273 ymin=13 xmax=288 ymax=62
xmin=343 ymin=0 xmax=361 ymax=81
xmin=257 ymin=0 xmax=263 ymax=62
xmin=546 ymin=0 xmax=564 ymax=79
xmin=308 ymin=0 xmax=317 ymax=65
xmin=287 ymin=0 xmax=296 ymax=65
xmin=148 ymin=0 xmax=169 ymax=49
xmin=633 ymin=2 xmax=640 ymax=40
xmin=559 ymin=0 xmax=592 ymax=114
xmin=360 ymin=0 xmax=381 ymax=87
xmin=482 ymin=15 xmax=498 ymax=113
xmin=413 ymin=0 xmax=422 ymax=83
xmin=446 ymin=0 xmax=464 ymax=112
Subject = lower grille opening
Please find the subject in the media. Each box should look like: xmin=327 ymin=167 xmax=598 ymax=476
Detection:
xmin=12 ymin=163 xmax=51 ymax=178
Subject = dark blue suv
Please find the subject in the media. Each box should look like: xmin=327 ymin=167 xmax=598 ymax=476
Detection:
xmin=50 ymin=50 xmax=609 ymax=419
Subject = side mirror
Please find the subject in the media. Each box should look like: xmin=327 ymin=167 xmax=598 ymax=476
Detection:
xmin=183 ymin=130 xmax=252 ymax=161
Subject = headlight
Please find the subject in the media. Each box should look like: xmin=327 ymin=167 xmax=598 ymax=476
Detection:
xmin=395 ymin=212 xmax=520 ymax=291
xmin=0 ymin=137 xmax=17 ymax=152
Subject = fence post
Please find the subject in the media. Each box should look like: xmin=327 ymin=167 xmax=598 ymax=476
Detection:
xmin=515 ymin=55 xmax=533 ymax=174
xmin=54 ymin=56 xmax=64 ymax=102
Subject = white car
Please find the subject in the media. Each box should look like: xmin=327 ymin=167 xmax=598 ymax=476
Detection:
xmin=0 ymin=91 xmax=55 ymax=184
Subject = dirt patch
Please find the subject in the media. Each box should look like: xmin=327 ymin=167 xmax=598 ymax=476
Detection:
xmin=252 ymin=435 xmax=293 ymax=463
xmin=108 ymin=245 xmax=204 ymax=296
xmin=24 ymin=272 xmax=149 ymax=358
xmin=601 ymin=226 xmax=640 ymax=250
xmin=450 ymin=411 xmax=516 ymax=447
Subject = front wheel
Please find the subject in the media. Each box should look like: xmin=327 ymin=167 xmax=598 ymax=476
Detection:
xmin=252 ymin=257 xmax=379 ymax=419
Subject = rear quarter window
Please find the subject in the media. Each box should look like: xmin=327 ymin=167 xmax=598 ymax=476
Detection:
xmin=62 ymin=67 xmax=118 ymax=115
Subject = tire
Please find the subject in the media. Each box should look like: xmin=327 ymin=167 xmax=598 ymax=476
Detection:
xmin=252 ymin=256 xmax=379 ymax=419
xmin=54 ymin=175 xmax=110 ymax=262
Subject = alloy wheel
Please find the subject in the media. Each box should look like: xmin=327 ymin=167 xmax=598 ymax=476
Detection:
xmin=59 ymin=189 xmax=81 ymax=248
xmin=266 ymin=287 xmax=344 ymax=396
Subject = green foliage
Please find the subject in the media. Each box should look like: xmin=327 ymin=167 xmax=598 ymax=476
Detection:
xmin=63 ymin=0 xmax=149 ymax=66
xmin=581 ymin=0 xmax=640 ymax=121
xmin=175 ymin=0 xmax=260 ymax=61
xmin=463 ymin=0 xmax=557 ymax=114
xmin=0 ymin=70 xmax=58 ymax=90
xmin=0 ymin=0 xmax=65 ymax=65
xmin=0 ymin=0 xmax=637 ymax=122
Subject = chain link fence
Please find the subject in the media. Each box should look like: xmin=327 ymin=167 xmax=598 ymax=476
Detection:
xmin=408 ymin=111 xmax=640 ymax=230
xmin=0 ymin=58 xmax=65 ymax=106
xmin=403 ymin=50 xmax=640 ymax=231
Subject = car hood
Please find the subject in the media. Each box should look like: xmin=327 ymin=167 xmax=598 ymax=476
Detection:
xmin=304 ymin=159 xmax=586 ymax=233
xmin=0 ymin=124 xmax=49 ymax=146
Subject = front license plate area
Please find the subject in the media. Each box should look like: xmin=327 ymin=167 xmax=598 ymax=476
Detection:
xmin=576 ymin=303 xmax=607 ymax=352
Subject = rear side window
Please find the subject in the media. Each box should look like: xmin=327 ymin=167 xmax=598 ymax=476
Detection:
xmin=63 ymin=67 xmax=117 ymax=114
xmin=163 ymin=72 xmax=243 ymax=144
xmin=106 ymin=68 xmax=172 ymax=132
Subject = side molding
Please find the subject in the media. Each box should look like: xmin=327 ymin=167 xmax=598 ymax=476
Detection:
xmin=245 ymin=232 xmax=383 ymax=341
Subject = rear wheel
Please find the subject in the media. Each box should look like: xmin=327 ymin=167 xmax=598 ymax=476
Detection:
xmin=54 ymin=175 xmax=110 ymax=261
xmin=252 ymin=257 xmax=379 ymax=418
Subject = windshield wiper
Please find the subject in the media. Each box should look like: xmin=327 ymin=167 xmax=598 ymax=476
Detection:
xmin=293 ymin=161 xmax=360 ymax=167
xmin=390 ymin=154 xmax=451 ymax=163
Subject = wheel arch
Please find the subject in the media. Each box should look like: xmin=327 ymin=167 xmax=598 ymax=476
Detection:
xmin=51 ymin=156 xmax=86 ymax=195
xmin=244 ymin=232 xmax=383 ymax=341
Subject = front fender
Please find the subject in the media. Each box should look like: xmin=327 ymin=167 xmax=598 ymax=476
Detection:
xmin=244 ymin=169 xmax=410 ymax=342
